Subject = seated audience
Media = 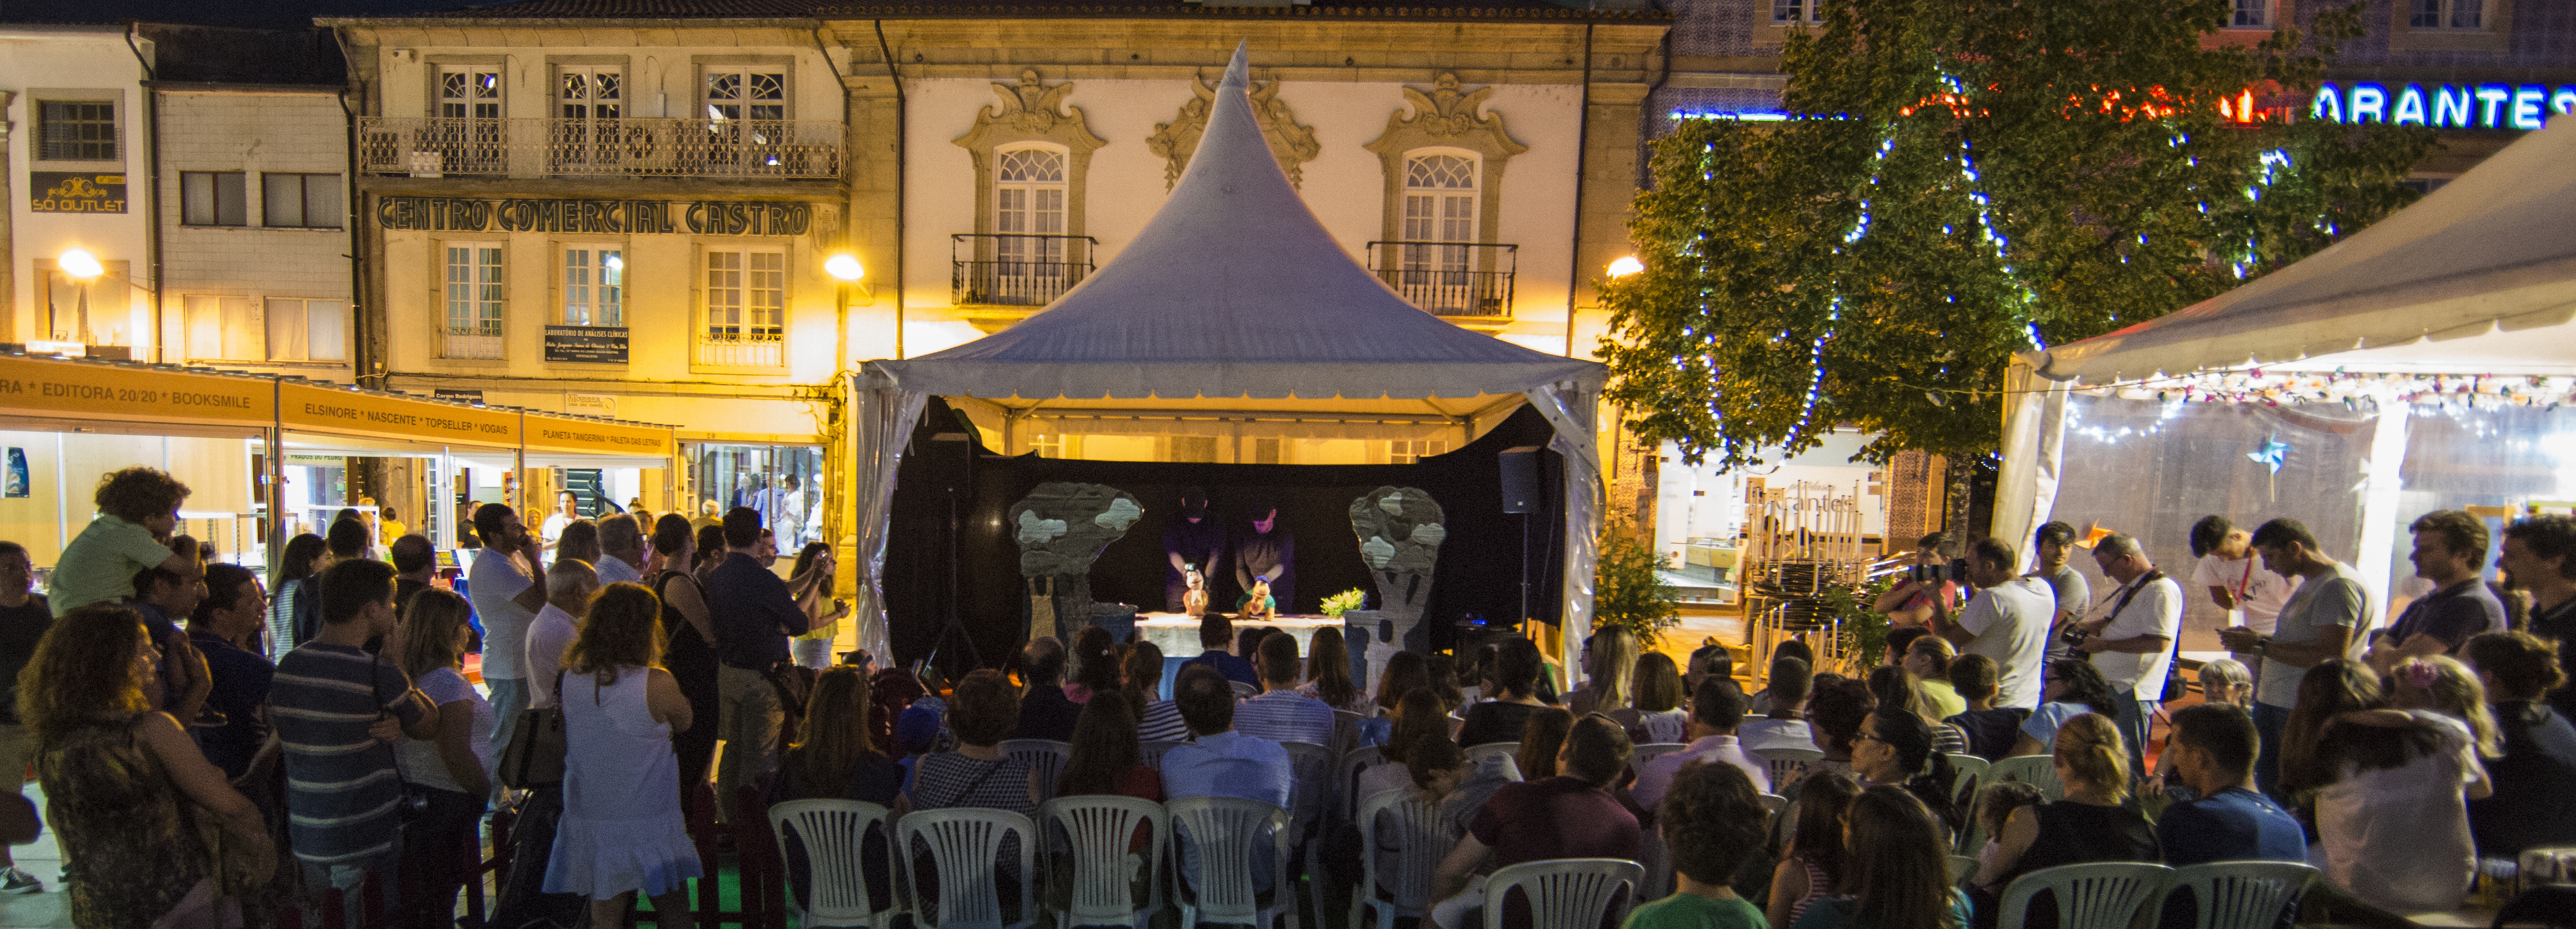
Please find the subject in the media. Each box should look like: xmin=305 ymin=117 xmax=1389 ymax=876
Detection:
xmin=1161 ymin=665 xmax=1290 ymax=895
xmin=1428 ymin=655 xmax=1469 ymax=715
xmin=1767 ymin=771 xmax=1860 ymax=929
xmin=1973 ymin=714 xmax=2156 ymax=929
xmin=1743 ymin=656 xmax=1816 ymax=754
xmin=1568 ymin=627 xmax=1640 ymax=718
xmin=1750 ymin=639 xmax=1815 ymax=716
xmin=1687 ymin=642 xmax=1739 ymax=703
xmin=1871 ymin=666 xmax=1970 ymax=757
xmin=1904 ymin=636 xmax=1966 ymax=719
xmin=1943 ymin=655 xmax=2027 ymax=761
xmin=1181 ymin=615 xmax=1259 ymax=689
xmin=1635 ymin=678 xmax=1770 ymax=811
xmin=1298 ymin=629 xmax=1372 ymax=715
xmin=1790 ymin=786 xmax=1972 ymax=929
xmin=908 ymin=669 xmax=1037 ymax=813
xmin=773 ymin=665 xmax=906 ymax=917
xmin=1367 ymin=736 xmax=1512 ymax=903
xmin=2006 ymin=659 xmax=2121 ymax=757
xmin=2311 ymin=657 xmax=2494 ymax=914
xmin=1121 ymin=641 xmax=1188 ymax=743
xmin=2154 ymin=703 xmax=2304 ymax=867
xmin=1432 ymin=715 xmax=1641 ymax=929
xmin=1622 ymin=761 xmax=1770 ymax=929
xmin=1012 ymin=636 xmax=1081 ymax=742
xmin=2144 ymin=660 xmax=2253 ymax=801
xmin=1621 ymin=652 xmax=1691 ymax=744
xmin=1458 ymin=638 xmax=1549 ymax=747
xmin=1964 ymin=782 xmax=2043 ymax=879
xmin=1516 ymin=706 xmax=1575 ymax=781
xmin=1058 ymin=696 xmax=1164 ymax=802
xmin=2276 ymin=659 xmax=2388 ymax=803
xmin=2461 ymin=631 xmax=2576 ymax=857
xmin=1064 ymin=626 xmax=1119 ymax=705
xmin=1883 ymin=627 xmax=1932 ymax=669
xmin=1360 ymin=651 xmax=1433 ymax=748
xmin=1361 ymin=688 xmax=1458 ymax=803
xmin=1800 ymin=677 xmax=1875 ymax=784
xmin=1236 ymin=631 xmax=1336 ymax=746
xmin=1852 ymin=708 xmax=1963 ymax=836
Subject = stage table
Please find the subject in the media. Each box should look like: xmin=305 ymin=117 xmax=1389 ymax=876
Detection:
xmin=1136 ymin=612 xmax=1341 ymax=658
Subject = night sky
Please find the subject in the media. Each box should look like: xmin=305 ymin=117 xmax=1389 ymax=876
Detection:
xmin=1 ymin=0 xmax=480 ymax=28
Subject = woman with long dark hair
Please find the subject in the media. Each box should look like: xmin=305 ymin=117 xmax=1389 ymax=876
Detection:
xmin=1359 ymin=688 xmax=1453 ymax=803
xmin=1870 ymin=666 xmax=1969 ymax=757
xmin=1298 ymin=629 xmax=1368 ymax=715
xmin=1066 ymin=626 xmax=1120 ymax=705
xmin=1057 ymin=696 xmax=1162 ymax=801
xmin=268 ymin=532 xmax=326 ymax=652
xmin=1790 ymin=786 xmax=1970 ymax=929
xmin=1360 ymin=651 xmax=1432 ymax=748
xmin=2311 ymin=657 xmax=2495 ymax=913
xmin=1768 ymin=770 xmax=1860 ymax=929
xmin=774 ymin=665 xmax=907 ymax=917
xmin=1516 ymin=707 xmax=1575 ymax=781
xmin=2007 ymin=659 xmax=2121 ymax=757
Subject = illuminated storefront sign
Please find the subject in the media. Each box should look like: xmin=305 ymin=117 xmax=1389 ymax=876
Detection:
xmin=374 ymin=197 xmax=813 ymax=236
xmin=2314 ymin=83 xmax=2576 ymax=131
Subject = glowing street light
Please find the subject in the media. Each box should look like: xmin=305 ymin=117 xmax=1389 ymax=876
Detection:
xmin=824 ymin=253 xmax=865 ymax=282
xmin=57 ymin=249 xmax=105 ymax=280
xmin=1606 ymin=256 xmax=1644 ymax=278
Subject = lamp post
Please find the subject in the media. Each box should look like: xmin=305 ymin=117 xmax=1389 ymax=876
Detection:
xmin=1606 ymin=256 xmax=1644 ymax=278
xmin=55 ymin=247 xmax=158 ymax=356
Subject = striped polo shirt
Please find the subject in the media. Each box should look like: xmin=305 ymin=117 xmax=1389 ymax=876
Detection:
xmin=273 ymin=642 xmax=426 ymax=866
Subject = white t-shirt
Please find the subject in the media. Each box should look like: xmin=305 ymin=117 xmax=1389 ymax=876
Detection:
xmin=2088 ymin=573 xmax=2182 ymax=699
xmin=1739 ymin=718 xmax=1815 ymax=755
xmin=1955 ymin=577 xmax=2056 ymax=710
xmin=2256 ymin=563 xmax=2371 ymax=709
xmin=2189 ymin=553 xmax=2298 ymax=634
xmin=2315 ymin=710 xmax=2483 ymax=914
xmin=525 ymin=603 xmax=580 ymax=709
xmin=466 ymin=550 xmax=536 ymax=681
xmin=396 ymin=667 xmax=496 ymax=796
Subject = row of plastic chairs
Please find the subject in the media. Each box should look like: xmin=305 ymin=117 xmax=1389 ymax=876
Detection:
xmin=1992 ymin=861 xmax=2316 ymax=929
xmin=770 ymin=795 xmax=1296 ymax=929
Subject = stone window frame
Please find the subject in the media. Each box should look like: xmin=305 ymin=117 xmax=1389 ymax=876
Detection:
xmin=691 ymin=241 xmax=793 ymax=374
xmin=422 ymin=57 xmax=508 ymax=120
xmin=2390 ymin=0 xmax=2512 ymax=53
xmin=1363 ymin=74 xmax=1528 ymax=283
xmin=554 ymin=238 xmax=630 ymax=330
xmin=951 ymin=69 xmax=1109 ymax=269
xmin=693 ymin=55 xmax=801 ymax=125
xmin=28 ymin=88 xmax=126 ymax=169
xmin=434 ymin=239 xmax=509 ymax=363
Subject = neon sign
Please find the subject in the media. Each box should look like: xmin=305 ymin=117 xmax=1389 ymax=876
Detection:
xmin=2314 ymin=83 xmax=2576 ymax=131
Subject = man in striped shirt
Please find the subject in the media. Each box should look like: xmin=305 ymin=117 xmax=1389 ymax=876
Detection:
xmin=1233 ymin=631 xmax=1335 ymax=747
xmin=273 ymin=558 xmax=438 ymax=923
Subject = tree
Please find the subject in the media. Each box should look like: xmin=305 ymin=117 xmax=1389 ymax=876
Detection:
xmin=1599 ymin=0 xmax=2432 ymax=469
xmin=1593 ymin=521 xmax=1681 ymax=646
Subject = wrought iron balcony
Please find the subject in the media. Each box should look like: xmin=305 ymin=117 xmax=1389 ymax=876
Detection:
xmin=951 ymin=234 xmax=1099 ymax=308
xmin=1365 ymin=241 xmax=1517 ymax=318
xmin=358 ymin=117 xmax=843 ymax=180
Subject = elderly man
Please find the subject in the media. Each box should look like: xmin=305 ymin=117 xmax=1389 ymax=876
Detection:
xmin=2073 ymin=533 xmax=2182 ymax=781
xmin=2369 ymin=509 xmax=2507 ymax=672
xmin=525 ymin=559 xmax=600 ymax=710
xmin=594 ymin=513 xmax=648 ymax=585
xmin=1930 ymin=538 xmax=2056 ymax=710
xmin=2219 ymin=518 xmax=2372 ymax=799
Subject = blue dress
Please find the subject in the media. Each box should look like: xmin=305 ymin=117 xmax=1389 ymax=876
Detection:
xmin=545 ymin=667 xmax=704 ymax=899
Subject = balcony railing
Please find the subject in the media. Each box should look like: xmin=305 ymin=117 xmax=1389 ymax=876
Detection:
xmin=1365 ymin=241 xmax=1517 ymax=316
xmin=952 ymin=234 xmax=1099 ymax=307
xmin=359 ymin=117 xmax=843 ymax=180
xmin=694 ymin=330 xmax=783 ymax=369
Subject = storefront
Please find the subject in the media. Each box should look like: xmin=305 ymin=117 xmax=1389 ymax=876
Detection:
xmin=684 ymin=442 xmax=826 ymax=550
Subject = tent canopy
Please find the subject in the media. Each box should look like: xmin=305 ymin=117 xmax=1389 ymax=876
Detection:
xmin=851 ymin=44 xmax=1603 ymax=676
xmin=2035 ymin=115 xmax=2576 ymax=384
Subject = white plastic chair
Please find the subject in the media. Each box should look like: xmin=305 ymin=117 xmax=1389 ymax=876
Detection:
xmin=1946 ymin=753 xmax=1992 ymax=854
xmin=1465 ymin=741 xmax=1520 ymax=766
xmin=769 ymin=800 xmax=901 ymax=928
xmin=2152 ymin=861 xmax=2315 ymax=929
xmin=1339 ymin=745 xmax=1386 ymax=820
xmin=1231 ymin=680 xmax=1260 ymax=699
xmin=1947 ymin=753 xmax=1993 ymax=789
xmin=1282 ymin=741 xmax=1339 ymax=927
xmin=1948 ymin=855 xmax=1981 ymax=886
xmin=1166 ymin=796 xmax=1294 ymax=929
xmin=1752 ymin=746 xmax=1824 ymax=788
xmin=1333 ymin=709 xmax=1365 ymax=757
xmin=897 ymin=807 xmax=1040 ymax=929
xmin=1141 ymin=739 xmax=1186 ymax=770
xmin=1036 ymin=795 xmax=1165 ymax=929
xmin=1996 ymin=862 xmax=2174 ymax=929
xmin=1756 ymin=793 xmax=1789 ymax=818
xmin=999 ymin=738 xmax=1072 ymax=802
xmin=1349 ymin=791 xmax=1455 ymax=929
xmin=1479 ymin=858 xmax=1645 ymax=929
xmin=1987 ymin=754 xmax=2065 ymax=802
xmin=1630 ymin=743 xmax=1691 ymax=769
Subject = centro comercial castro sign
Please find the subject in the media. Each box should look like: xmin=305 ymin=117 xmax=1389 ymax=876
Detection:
xmin=375 ymin=197 xmax=811 ymax=236
xmin=2313 ymin=83 xmax=2576 ymax=130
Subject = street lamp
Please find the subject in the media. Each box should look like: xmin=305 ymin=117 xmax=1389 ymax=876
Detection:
xmin=57 ymin=248 xmax=105 ymax=280
xmin=1606 ymin=256 xmax=1645 ymax=278
xmin=824 ymin=253 xmax=864 ymax=283
xmin=825 ymin=251 xmax=874 ymax=368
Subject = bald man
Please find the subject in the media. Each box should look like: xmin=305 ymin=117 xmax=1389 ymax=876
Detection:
xmin=526 ymin=559 xmax=599 ymax=710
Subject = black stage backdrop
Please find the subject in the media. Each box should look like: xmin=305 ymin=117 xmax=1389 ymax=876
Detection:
xmin=883 ymin=398 xmax=1567 ymax=676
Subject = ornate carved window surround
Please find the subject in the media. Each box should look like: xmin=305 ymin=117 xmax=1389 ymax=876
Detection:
xmin=1364 ymin=73 xmax=1528 ymax=306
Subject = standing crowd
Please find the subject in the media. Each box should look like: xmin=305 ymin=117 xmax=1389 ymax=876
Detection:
xmin=1 ymin=464 xmax=2573 ymax=929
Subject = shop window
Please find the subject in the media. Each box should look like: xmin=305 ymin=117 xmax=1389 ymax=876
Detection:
xmin=443 ymin=244 xmax=506 ymax=359
xmin=2411 ymin=0 xmax=2483 ymax=29
xmin=266 ymin=299 xmax=348 ymax=361
xmin=687 ymin=444 xmax=826 ymax=548
xmin=699 ymin=247 xmax=784 ymax=368
xmin=2231 ymin=0 xmax=2271 ymax=27
xmin=262 ymin=174 xmax=343 ymax=229
xmin=1389 ymin=439 xmax=1447 ymax=464
xmin=1773 ymin=0 xmax=1825 ymax=25
xmin=181 ymin=171 xmax=248 ymax=226
xmin=563 ymin=247 xmax=623 ymax=326
xmin=37 ymin=100 xmax=117 ymax=161
xmin=34 ymin=257 xmax=131 ymax=345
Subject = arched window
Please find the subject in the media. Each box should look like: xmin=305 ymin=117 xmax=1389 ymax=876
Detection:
xmin=1402 ymin=152 xmax=1479 ymax=288
xmin=994 ymin=146 xmax=1068 ymax=284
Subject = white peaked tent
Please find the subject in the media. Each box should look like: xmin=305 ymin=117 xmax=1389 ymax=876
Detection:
xmin=1993 ymin=115 xmax=2576 ymax=609
xmin=847 ymin=44 xmax=1608 ymax=669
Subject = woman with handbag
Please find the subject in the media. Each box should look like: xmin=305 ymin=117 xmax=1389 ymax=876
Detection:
xmin=543 ymin=582 xmax=701 ymax=928
xmin=20 ymin=603 xmax=272 ymax=928
xmin=395 ymin=589 xmax=496 ymax=929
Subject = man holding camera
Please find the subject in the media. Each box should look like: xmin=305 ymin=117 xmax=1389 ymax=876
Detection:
xmin=1874 ymin=532 xmax=1961 ymax=628
xmin=2072 ymin=533 xmax=2180 ymax=782
xmin=1932 ymin=538 xmax=2056 ymax=710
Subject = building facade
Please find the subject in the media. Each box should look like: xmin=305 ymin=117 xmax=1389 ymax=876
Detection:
xmin=3 ymin=25 xmax=155 ymax=359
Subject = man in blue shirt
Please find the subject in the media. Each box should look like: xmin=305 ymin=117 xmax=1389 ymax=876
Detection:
xmin=2156 ymin=703 xmax=2306 ymax=928
xmin=706 ymin=506 xmax=809 ymax=823
xmin=1160 ymin=665 xmax=1290 ymax=894
xmin=1181 ymin=614 xmax=1259 ymax=689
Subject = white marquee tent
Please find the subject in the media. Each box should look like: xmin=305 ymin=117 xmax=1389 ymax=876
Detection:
xmin=846 ymin=44 xmax=1607 ymax=668
xmin=1996 ymin=114 xmax=2576 ymax=616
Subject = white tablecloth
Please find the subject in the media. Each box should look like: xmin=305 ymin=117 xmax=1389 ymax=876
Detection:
xmin=1135 ymin=612 xmax=1342 ymax=659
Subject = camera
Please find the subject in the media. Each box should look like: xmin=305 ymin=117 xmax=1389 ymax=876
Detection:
xmin=1909 ymin=562 xmax=1961 ymax=585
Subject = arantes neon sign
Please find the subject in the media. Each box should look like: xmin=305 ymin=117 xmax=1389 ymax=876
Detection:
xmin=2314 ymin=83 xmax=2576 ymax=131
